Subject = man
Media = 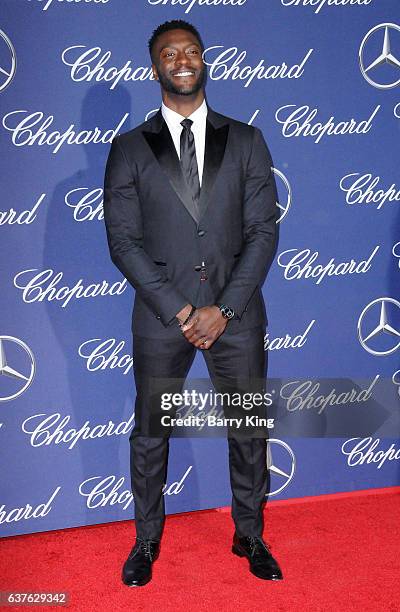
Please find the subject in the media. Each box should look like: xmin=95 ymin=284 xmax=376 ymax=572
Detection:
xmin=103 ymin=19 xmax=282 ymax=586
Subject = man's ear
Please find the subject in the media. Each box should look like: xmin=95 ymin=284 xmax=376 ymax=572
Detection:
xmin=152 ymin=64 xmax=159 ymax=81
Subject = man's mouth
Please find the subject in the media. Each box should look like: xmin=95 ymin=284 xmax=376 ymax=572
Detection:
xmin=172 ymin=71 xmax=195 ymax=78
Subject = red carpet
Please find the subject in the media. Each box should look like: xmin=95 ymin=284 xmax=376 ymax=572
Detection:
xmin=1 ymin=488 xmax=399 ymax=611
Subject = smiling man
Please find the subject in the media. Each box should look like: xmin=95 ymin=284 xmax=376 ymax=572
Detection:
xmin=103 ymin=19 xmax=281 ymax=586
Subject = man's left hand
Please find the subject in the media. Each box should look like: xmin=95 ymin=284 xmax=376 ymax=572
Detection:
xmin=181 ymin=305 xmax=228 ymax=349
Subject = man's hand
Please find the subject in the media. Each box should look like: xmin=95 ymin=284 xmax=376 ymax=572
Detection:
xmin=181 ymin=305 xmax=228 ymax=349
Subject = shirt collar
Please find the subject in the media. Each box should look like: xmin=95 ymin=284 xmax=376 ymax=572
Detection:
xmin=161 ymin=98 xmax=208 ymax=128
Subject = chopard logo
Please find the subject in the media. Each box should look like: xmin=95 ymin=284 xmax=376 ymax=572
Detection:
xmin=148 ymin=0 xmax=247 ymax=12
xmin=392 ymin=242 xmax=400 ymax=269
xmin=28 ymin=0 xmax=109 ymax=10
xmin=280 ymin=376 xmax=379 ymax=415
xmin=78 ymin=338 xmax=133 ymax=375
xmin=65 ymin=188 xmax=104 ymax=222
xmin=392 ymin=370 xmax=400 ymax=397
xmin=341 ymin=437 xmax=400 ymax=469
xmin=264 ymin=320 xmax=315 ymax=350
xmin=202 ymin=46 xmax=313 ymax=87
xmin=62 ymin=45 xmax=152 ymax=89
xmin=277 ymin=246 xmax=379 ymax=284
xmin=275 ymin=104 xmax=380 ymax=143
xmin=79 ymin=468 xmax=193 ymax=510
xmin=13 ymin=268 xmax=126 ymax=308
xmin=281 ymin=0 xmax=372 ymax=13
xmin=0 ymin=194 xmax=46 ymax=225
xmin=61 ymin=44 xmax=313 ymax=90
xmin=2 ymin=110 xmax=129 ymax=154
xmin=340 ymin=173 xmax=400 ymax=210
xmin=0 ymin=488 xmax=61 ymax=525
xmin=22 ymin=412 xmax=135 ymax=449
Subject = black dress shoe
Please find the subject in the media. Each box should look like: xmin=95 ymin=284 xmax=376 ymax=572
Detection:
xmin=232 ymin=534 xmax=283 ymax=581
xmin=122 ymin=538 xmax=160 ymax=587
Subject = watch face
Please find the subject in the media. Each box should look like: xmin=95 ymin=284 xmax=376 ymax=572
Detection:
xmin=220 ymin=305 xmax=235 ymax=319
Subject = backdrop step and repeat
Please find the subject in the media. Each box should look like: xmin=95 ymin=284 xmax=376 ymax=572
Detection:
xmin=1 ymin=0 xmax=399 ymax=538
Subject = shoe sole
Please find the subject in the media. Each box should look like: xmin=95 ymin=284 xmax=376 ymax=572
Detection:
xmin=232 ymin=545 xmax=283 ymax=581
xmin=122 ymin=579 xmax=151 ymax=587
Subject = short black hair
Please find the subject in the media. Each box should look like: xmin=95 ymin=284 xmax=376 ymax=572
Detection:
xmin=148 ymin=20 xmax=204 ymax=63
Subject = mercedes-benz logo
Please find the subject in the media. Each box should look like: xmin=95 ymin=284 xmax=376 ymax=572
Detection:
xmin=0 ymin=29 xmax=17 ymax=92
xmin=359 ymin=23 xmax=400 ymax=89
xmin=0 ymin=336 xmax=35 ymax=401
xmin=273 ymin=167 xmax=292 ymax=224
xmin=266 ymin=438 xmax=296 ymax=496
xmin=357 ymin=298 xmax=400 ymax=356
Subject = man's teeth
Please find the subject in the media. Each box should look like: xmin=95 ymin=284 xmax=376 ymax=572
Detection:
xmin=175 ymin=72 xmax=194 ymax=76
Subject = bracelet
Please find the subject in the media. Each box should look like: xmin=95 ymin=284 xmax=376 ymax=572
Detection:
xmin=179 ymin=305 xmax=196 ymax=328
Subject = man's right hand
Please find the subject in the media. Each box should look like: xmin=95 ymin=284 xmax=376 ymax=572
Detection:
xmin=176 ymin=303 xmax=193 ymax=326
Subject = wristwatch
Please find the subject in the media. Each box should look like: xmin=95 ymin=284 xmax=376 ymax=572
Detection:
xmin=217 ymin=303 xmax=235 ymax=320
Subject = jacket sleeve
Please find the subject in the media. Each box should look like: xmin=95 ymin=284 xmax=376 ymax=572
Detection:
xmin=216 ymin=127 xmax=278 ymax=318
xmin=103 ymin=136 xmax=189 ymax=326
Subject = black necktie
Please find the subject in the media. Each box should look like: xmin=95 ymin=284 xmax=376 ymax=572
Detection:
xmin=180 ymin=118 xmax=201 ymax=209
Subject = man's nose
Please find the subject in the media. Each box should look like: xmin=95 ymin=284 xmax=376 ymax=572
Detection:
xmin=175 ymin=51 xmax=191 ymax=66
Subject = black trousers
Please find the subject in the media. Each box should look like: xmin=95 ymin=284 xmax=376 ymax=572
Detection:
xmin=129 ymin=323 xmax=269 ymax=541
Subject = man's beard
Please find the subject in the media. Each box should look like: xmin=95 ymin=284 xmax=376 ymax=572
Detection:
xmin=156 ymin=65 xmax=206 ymax=96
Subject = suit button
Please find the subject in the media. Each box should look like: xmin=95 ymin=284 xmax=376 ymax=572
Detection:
xmin=197 ymin=229 xmax=206 ymax=237
xmin=194 ymin=265 xmax=202 ymax=272
xmin=156 ymin=315 xmax=161 ymax=319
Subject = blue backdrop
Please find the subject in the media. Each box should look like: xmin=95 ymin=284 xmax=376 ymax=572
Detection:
xmin=1 ymin=0 xmax=399 ymax=537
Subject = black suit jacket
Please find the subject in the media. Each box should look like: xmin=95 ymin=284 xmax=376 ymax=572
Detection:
xmin=103 ymin=104 xmax=278 ymax=339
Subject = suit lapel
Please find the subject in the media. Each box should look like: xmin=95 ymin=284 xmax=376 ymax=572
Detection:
xmin=142 ymin=113 xmax=199 ymax=224
xmin=197 ymin=116 xmax=229 ymax=223
xmin=142 ymin=106 xmax=229 ymax=226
